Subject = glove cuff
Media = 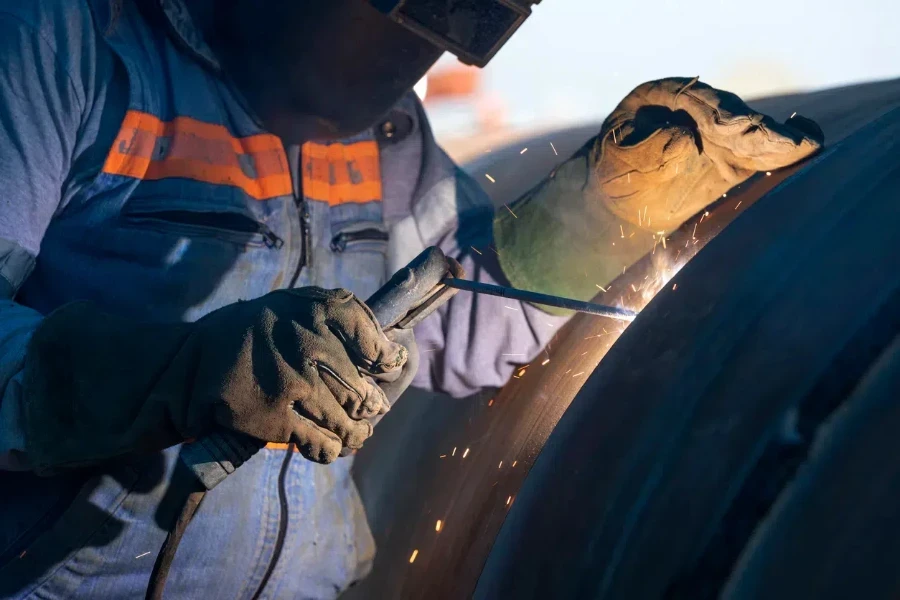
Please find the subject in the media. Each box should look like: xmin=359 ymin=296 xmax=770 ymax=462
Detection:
xmin=494 ymin=140 xmax=658 ymax=315
xmin=22 ymin=302 xmax=196 ymax=474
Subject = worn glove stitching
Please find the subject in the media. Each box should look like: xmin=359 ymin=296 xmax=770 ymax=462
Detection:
xmin=314 ymin=360 xmax=364 ymax=404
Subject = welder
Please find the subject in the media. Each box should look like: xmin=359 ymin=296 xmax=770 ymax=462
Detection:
xmin=0 ymin=0 xmax=820 ymax=597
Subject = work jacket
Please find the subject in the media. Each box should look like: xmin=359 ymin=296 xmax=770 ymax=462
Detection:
xmin=0 ymin=1 xmax=563 ymax=598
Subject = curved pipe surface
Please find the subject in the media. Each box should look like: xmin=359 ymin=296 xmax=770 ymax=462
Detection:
xmin=477 ymin=105 xmax=900 ymax=599
xmin=346 ymin=78 xmax=900 ymax=600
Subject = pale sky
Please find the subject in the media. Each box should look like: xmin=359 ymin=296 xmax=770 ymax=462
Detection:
xmin=427 ymin=0 xmax=899 ymax=136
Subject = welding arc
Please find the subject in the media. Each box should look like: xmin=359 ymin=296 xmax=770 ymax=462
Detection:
xmin=441 ymin=278 xmax=637 ymax=321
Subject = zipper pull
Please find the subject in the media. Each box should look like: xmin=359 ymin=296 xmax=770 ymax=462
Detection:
xmin=261 ymin=226 xmax=284 ymax=249
xmin=330 ymin=233 xmax=349 ymax=253
xmin=330 ymin=228 xmax=390 ymax=253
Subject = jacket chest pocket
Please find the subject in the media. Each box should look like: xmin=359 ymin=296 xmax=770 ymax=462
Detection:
xmin=121 ymin=202 xmax=284 ymax=250
xmin=112 ymin=196 xmax=294 ymax=320
xmin=321 ymin=217 xmax=389 ymax=300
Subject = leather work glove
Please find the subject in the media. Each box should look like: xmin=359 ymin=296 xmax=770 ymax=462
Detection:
xmin=21 ymin=287 xmax=406 ymax=474
xmin=495 ymin=77 xmax=823 ymax=313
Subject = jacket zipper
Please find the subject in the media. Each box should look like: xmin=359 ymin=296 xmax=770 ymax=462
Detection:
xmin=329 ymin=228 xmax=390 ymax=252
xmin=288 ymin=146 xmax=310 ymax=288
xmin=253 ymin=146 xmax=306 ymax=598
xmin=122 ymin=212 xmax=284 ymax=249
xmin=251 ymin=445 xmax=294 ymax=600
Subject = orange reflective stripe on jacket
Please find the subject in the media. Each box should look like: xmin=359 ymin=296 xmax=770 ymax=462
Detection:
xmin=302 ymin=140 xmax=383 ymax=205
xmin=103 ymin=110 xmax=293 ymax=200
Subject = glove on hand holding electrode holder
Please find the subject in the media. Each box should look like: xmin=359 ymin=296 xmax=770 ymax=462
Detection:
xmin=182 ymin=246 xmax=464 ymax=490
xmin=138 ymin=246 xmax=462 ymax=600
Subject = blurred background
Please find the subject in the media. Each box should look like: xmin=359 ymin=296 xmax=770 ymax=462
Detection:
xmin=420 ymin=0 xmax=899 ymax=163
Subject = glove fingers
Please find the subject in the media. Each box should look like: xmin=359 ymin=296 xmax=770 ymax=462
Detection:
xmin=289 ymin=412 xmax=343 ymax=464
xmin=293 ymin=361 xmax=376 ymax=448
xmin=321 ymin=289 xmax=408 ymax=376
xmin=673 ymin=83 xmax=822 ymax=172
xmin=317 ymin=360 xmax=389 ymax=419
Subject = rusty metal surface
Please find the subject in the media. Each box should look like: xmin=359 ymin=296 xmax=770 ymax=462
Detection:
xmin=348 ymin=157 xmax=799 ymax=600
xmin=476 ymin=106 xmax=900 ymax=599
xmin=346 ymin=78 xmax=900 ymax=600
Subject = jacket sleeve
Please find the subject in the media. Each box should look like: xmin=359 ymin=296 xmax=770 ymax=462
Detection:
xmin=0 ymin=9 xmax=87 ymax=468
xmin=384 ymin=98 xmax=568 ymax=399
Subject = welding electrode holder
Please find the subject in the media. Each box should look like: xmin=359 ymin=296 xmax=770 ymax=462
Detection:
xmin=179 ymin=246 xmax=462 ymax=491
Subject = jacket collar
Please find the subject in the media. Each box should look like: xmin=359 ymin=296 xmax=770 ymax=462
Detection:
xmin=157 ymin=0 xmax=222 ymax=72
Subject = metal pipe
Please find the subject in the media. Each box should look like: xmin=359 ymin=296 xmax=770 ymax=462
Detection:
xmin=441 ymin=278 xmax=637 ymax=322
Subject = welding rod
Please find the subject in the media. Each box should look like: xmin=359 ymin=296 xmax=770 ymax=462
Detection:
xmin=441 ymin=278 xmax=637 ymax=322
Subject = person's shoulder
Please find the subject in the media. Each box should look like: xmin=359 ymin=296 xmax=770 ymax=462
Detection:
xmin=0 ymin=0 xmax=109 ymax=105
xmin=0 ymin=0 xmax=98 ymax=36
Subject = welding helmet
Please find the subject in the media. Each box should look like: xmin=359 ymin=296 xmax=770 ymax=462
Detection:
xmin=369 ymin=0 xmax=541 ymax=67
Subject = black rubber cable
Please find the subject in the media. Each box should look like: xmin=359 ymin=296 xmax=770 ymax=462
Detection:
xmin=145 ymin=466 xmax=207 ymax=600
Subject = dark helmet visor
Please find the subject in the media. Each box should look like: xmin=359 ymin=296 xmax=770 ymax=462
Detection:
xmin=371 ymin=0 xmax=539 ymax=67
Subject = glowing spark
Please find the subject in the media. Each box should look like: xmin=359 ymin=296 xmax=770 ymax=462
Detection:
xmin=647 ymin=215 xmax=651 ymax=228
xmin=520 ymin=148 xmax=528 ymax=154
xmin=471 ymin=246 xmax=482 ymax=255
xmin=436 ymin=520 xmax=442 ymax=532
xmin=409 ymin=550 xmax=419 ymax=563
xmin=766 ymin=171 xmax=772 ymax=176
xmin=673 ymin=283 xmax=678 ymax=290
xmin=499 ymin=461 xmax=503 ymax=468
xmin=630 ymin=232 xmax=635 ymax=238
xmin=550 ymin=142 xmax=558 ymax=155
xmin=735 ymin=201 xmax=742 ymax=210
xmin=644 ymin=205 xmax=648 ymax=224
xmin=440 ymin=454 xmax=447 ymax=458
xmin=488 ymin=399 xmax=494 ymax=407
xmin=613 ymin=128 xmax=617 ymax=144
xmin=572 ymin=372 xmax=585 ymax=378
xmin=692 ymin=223 xmax=698 ymax=240
xmin=512 ymin=461 xmax=517 ymax=467
xmin=631 ymin=283 xmax=638 ymax=292
xmin=623 ymin=265 xmax=627 ymax=274
xmin=596 ymin=284 xmax=608 ymax=292
xmin=638 ymin=209 xmax=642 ymax=227
xmin=452 ymin=447 xmax=457 ymax=456
xmin=135 ymin=552 xmax=151 ymax=559
xmin=504 ymin=205 xmax=517 ymax=218
xmin=790 ymin=111 xmax=797 ymax=119
xmin=462 ymin=448 xmax=470 ymax=458
xmin=620 ymin=225 xmax=625 ymax=238
xmin=541 ymin=358 xmax=550 ymax=365
xmin=503 ymin=306 xmax=519 ymax=311
xmin=506 ymin=496 xmax=513 ymax=506
xmin=485 ymin=173 xmax=496 ymax=183
xmin=722 ymin=193 xmax=727 ymax=198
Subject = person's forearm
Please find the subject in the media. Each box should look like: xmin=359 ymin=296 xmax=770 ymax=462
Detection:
xmin=412 ymin=209 xmax=568 ymax=398
xmin=0 ymin=300 xmax=44 ymax=470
